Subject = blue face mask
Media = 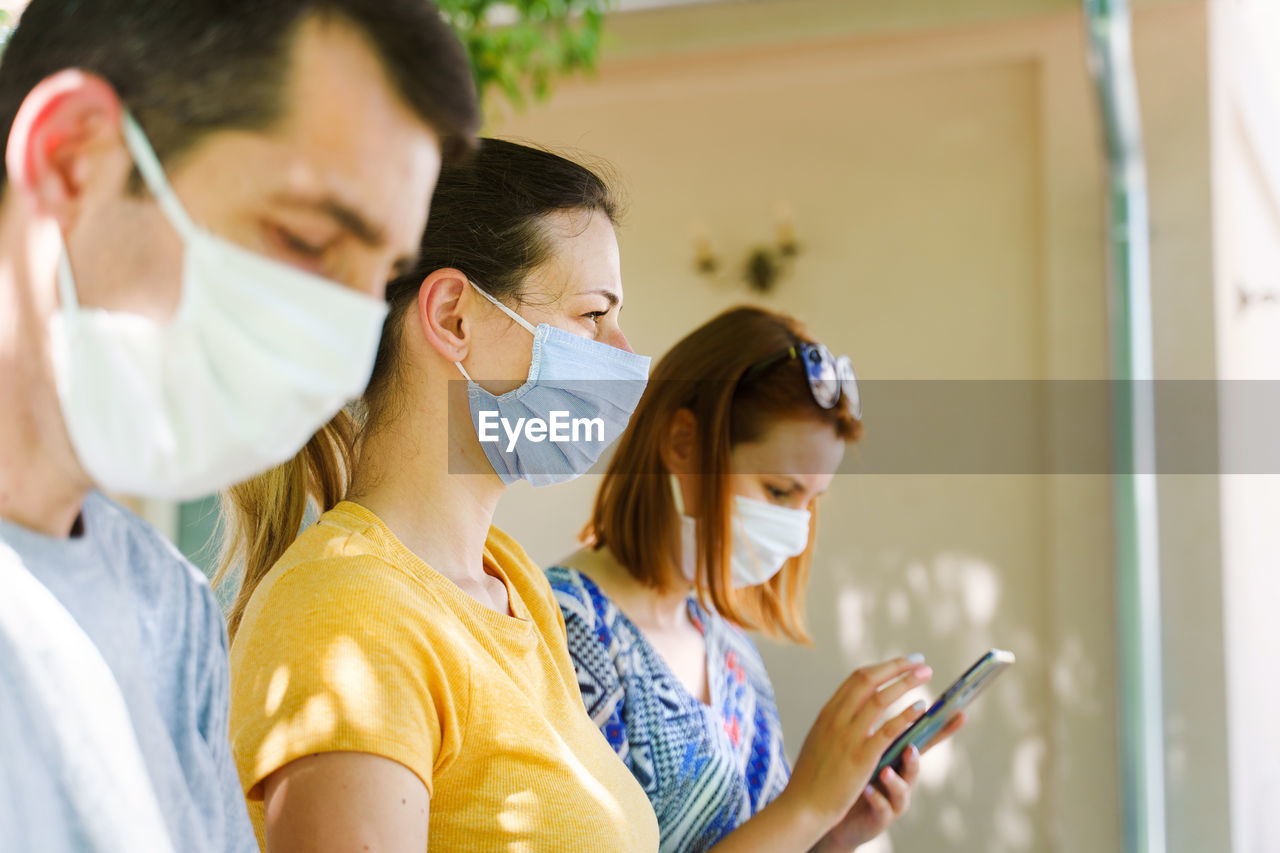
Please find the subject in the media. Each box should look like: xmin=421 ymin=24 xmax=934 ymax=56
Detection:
xmin=455 ymin=281 xmax=650 ymax=486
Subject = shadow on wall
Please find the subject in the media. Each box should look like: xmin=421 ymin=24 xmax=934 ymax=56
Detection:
xmin=758 ymin=518 xmax=1105 ymax=853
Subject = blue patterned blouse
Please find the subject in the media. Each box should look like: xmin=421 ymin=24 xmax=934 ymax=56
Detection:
xmin=547 ymin=566 xmax=791 ymax=853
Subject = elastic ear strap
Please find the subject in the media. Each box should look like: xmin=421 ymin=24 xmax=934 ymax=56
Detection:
xmin=468 ymin=280 xmax=536 ymax=334
xmin=120 ymin=110 xmax=197 ymax=238
xmin=455 ymin=361 xmax=474 ymax=382
xmin=56 ymin=236 xmax=80 ymax=311
xmin=670 ymin=473 xmax=687 ymax=516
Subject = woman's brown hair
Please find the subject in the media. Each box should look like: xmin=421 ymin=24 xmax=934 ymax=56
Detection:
xmin=587 ymin=306 xmax=861 ymax=643
xmin=215 ymin=138 xmax=620 ymax=639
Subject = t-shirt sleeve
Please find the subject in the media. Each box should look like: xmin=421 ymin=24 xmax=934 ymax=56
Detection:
xmin=230 ymin=556 xmax=466 ymax=800
xmin=547 ymin=569 xmax=629 ymax=758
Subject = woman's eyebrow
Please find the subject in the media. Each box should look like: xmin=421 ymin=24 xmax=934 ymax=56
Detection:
xmin=580 ymin=288 xmax=619 ymax=307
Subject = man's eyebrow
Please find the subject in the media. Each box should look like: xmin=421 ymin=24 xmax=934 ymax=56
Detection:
xmin=272 ymin=192 xmax=388 ymax=247
xmin=391 ymin=251 xmax=422 ymax=280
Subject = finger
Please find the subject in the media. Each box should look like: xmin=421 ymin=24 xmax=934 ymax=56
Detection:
xmin=920 ymin=712 xmax=966 ymax=756
xmin=869 ymin=700 xmax=928 ymax=749
xmin=897 ymin=744 xmax=921 ymax=785
xmin=861 ymin=782 xmax=894 ymax=825
xmin=850 ymin=671 xmax=931 ymax=733
xmin=834 ymin=656 xmax=931 ymax=709
xmin=877 ymin=765 xmax=912 ymax=815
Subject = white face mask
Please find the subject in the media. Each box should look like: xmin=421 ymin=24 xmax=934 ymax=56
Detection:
xmin=671 ymin=474 xmax=812 ymax=588
xmin=48 ymin=111 xmax=389 ymax=500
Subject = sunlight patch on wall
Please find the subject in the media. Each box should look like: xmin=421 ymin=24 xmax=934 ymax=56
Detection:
xmin=1011 ymin=736 xmax=1045 ymax=804
xmin=918 ymin=734 xmax=957 ymax=791
xmin=939 ymin=802 xmax=967 ymax=842
xmin=1050 ymin=634 xmax=1101 ymax=714
xmin=837 ymin=584 xmax=867 ymax=653
xmin=959 ymin=559 xmax=1000 ymax=626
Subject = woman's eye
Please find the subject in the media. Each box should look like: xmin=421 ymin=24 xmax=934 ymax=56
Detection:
xmin=766 ymin=485 xmax=790 ymax=500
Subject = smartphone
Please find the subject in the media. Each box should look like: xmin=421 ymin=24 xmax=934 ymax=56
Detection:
xmin=875 ymin=648 xmax=1015 ymax=776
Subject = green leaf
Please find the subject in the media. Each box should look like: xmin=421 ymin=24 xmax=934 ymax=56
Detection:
xmin=437 ymin=0 xmax=614 ymax=111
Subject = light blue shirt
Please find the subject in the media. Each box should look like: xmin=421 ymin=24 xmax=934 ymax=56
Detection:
xmin=0 ymin=492 xmax=256 ymax=852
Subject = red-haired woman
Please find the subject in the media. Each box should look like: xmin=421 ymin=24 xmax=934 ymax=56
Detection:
xmin=547 ymin=306 xmax=963 ymax=853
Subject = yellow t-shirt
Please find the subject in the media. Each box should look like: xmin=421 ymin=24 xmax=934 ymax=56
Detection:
xmin=229 ymin=501 xmax=658 ymax=852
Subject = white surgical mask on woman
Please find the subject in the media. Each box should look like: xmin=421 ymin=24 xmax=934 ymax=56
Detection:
xmin=49 ymin=111 xmax=389 ymax=500
xmin=670 ymin=474 xmax=811 ymax=588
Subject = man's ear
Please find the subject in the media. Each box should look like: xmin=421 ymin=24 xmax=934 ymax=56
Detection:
xmin=5 ymin=70 xmax=125 ymax=228
xmin=659 ymin=408 xmax=699 ymax=477
xmin=414 ymin=268 xmax=473 ymax=363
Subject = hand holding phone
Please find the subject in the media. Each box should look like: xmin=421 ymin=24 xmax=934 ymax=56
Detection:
xmin=875 ymin=648 xmax=1015 ymax=776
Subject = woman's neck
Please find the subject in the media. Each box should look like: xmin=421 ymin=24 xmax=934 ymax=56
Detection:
xmin=564 ymin=545 xmax=694 ymax=632
xmin=347 ymin=398 xmax=504 ymax=587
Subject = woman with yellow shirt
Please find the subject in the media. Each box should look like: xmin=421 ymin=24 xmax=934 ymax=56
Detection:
xmin=216 ymin=139 xmax=659 ymax=852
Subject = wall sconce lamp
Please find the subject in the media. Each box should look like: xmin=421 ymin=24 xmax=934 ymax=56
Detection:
xmin=693 ymin=203 xmax=801 ymax=294
xmin=1237 ymin=279 xmax=1279 ymax=313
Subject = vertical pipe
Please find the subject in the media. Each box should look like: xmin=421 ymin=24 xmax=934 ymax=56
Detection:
xmin=1083 ymin=2 xmax=1167 ymax=852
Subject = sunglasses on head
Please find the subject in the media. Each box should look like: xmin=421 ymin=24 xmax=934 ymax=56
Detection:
xmin=743 ymin=341 xmax=861 ymax=419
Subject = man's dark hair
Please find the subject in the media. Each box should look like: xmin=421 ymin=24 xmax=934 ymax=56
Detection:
xmin=0 ymin=0 xmax=480 ymax=191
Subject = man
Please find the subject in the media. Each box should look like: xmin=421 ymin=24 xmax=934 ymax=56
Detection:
xmin=0 ymin=1 xmax=479 ymax=850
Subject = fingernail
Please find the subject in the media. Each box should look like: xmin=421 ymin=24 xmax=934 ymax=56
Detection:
xmin=865 ymin=785 xmax=876 ymax=798
xmin=906 ymin=653 xmax=925 ymax=664
xmin=911 ymin=700 xmax=927 ymax=712
xmin=914 ymin=666 xmax=933 ymax=679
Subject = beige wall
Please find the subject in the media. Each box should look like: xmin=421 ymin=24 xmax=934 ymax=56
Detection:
xmin=491 ymin=4 xmax=1128 ymax=851
xmin=492 ymin=1 xmax=1246 ymax=850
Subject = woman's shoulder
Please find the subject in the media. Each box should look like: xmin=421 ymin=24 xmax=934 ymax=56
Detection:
xmin=237 ymin=505 xmax=445 ymax=647
xmin=545 ymin=564 xmax=621 ymax=637
xmin=545 ymin=562 xmax=591 ymax=599
xmin=256 ymin=507 xmax=399 ymax=590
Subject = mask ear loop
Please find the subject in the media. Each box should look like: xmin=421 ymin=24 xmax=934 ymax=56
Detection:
xmin=56 ymin=237 xmax=81 ymax=312
xmin=454 ymin=280 xmax=538 ymax=380
xmin=467 ymin=280 xmax=538 ymax=334
xmin=670 ymin=473 xmax=703 ymax=585
xmin=56 ymin=111 xmax=190 ymax=313
xmin=119 ymin=110 xmax=198 ymax=241
xmin=670 ymin=473 xmax=686 ymax=516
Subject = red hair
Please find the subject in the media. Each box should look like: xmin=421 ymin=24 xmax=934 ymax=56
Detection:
xmin=587 ymin=306 xmax=861 ymax=643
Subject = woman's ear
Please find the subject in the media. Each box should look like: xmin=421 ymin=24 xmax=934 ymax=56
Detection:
xmin=659 ymin=408 xmax=698 ymax=476
xmin=414 ymin=268 xmax=472 ymax=362
xmin=6 ymin=70 xmax=124 ymax=228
